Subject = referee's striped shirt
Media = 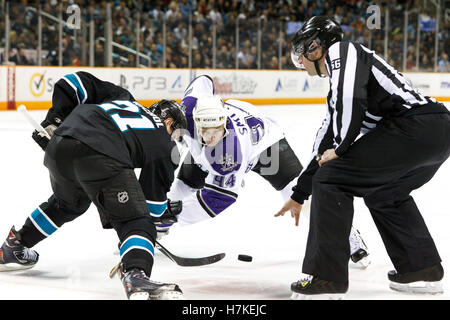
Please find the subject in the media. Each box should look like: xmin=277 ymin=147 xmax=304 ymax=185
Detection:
xmin=291 ymin=40 xmax=438 ymax=203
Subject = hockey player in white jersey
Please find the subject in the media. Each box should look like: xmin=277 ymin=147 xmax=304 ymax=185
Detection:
xmin=169 ymin=75 xmax=295 ymax=224
xmin=157 ymin=75 xmax=369 ymax=267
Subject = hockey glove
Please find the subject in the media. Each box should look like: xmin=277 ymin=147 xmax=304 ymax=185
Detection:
xmin=167 ymin=199 xmax=182 ymax=216
xmin=152 ymin=200 xmax=182 ymax=239
xmin=32 ymin=120 xmax=58 ymax=151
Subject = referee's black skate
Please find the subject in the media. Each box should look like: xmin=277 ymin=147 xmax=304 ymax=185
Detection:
xmin=290 ymin=274 xmax=348 ymax=300
xmin=118 ymin=264 xmax=184 ymax=300
xmin=388 ymin=264 xmax=444 ymax=294
xmin=0 ymin=226 xmax=39 ymax=271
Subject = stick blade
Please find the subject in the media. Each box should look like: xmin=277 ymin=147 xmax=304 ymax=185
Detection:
xmin=172 ymin=252 xmax=226 ymax=267
xmin=155 ymin=242 xmax=225 ymax=267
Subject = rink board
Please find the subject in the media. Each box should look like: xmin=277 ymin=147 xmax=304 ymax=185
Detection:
xmin=0 ymin=66 xmax=449 ymax=110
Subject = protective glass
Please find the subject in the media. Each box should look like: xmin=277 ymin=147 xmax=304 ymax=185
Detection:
xmin=290 ymin=39 xmax=322 ymax=69
xmin=291 ymin=48 xmax=305 ymax=69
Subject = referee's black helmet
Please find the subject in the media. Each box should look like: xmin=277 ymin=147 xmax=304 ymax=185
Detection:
xmin=291 ymin=16 xmax=343 ymax=68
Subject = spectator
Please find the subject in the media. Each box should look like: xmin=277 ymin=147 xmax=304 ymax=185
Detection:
xmin=237 ymin=47 xmax=252 ymax=67
xmin=180 ymin=55 xmax=188 ymax=68
xmin=141 ymin=19 xmax=154 ymax=39
xmin=249 ymin=46 xmax=258 ymax=68
xmin=179 ymin=0 xmax=193 ymax=19
xmin=439 ymin=52 xmax=449 ymax=72
xmin=269 ymin=56 xmax=279 ymax=70
xmin=9 ymin=44 xmax=32 ymax=65
xmin=194 ymin=51 xmax=206 ymax=68
xmin=1 ymin=0 xmax=448 ymax=71
xmin=174 ymin=22 xmax=188 ymax=41
xmin=193 ymin=4 xmax=207 ymax=24
xmin=120 ymin=28 xmax=134 ymax=47
xmin=95 ymin=42 xmax=105 ymax=67
xmin=112 ymin=53 xmax=122 ymax=67
xmin=217 ymin=45 xmax=230 ymax=68
xmin=9 ymin=30 xmax=18 ymax=50
xmin=127 ymin=53 xmax=136 ymax=67
xmin=421 ymin=54 xmax=433 ymax=72
xmin=406 ymin=53 xmax=415 ymax=71
xmin=209 ymin=4 xmax=223 ymax=23
xmin=165 ymin=1 xmax=180 ymax=20
xmin=61 ymin=37 xmax=73 ymax=66
xmin=204 ymin=56 xmax=212 ymax=69
xmin=149 ymin=2 xmax=164 ymax=20
xmin=149 ymin=43 xmax=162 ymax=67
xmin=334 ymin=6 xmax=344 ymax=23
xmin=44 ymin=49 xmax=58 ymax=66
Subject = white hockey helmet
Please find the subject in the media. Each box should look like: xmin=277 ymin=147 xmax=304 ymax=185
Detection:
xmin=193 ymin=95 xmax=227 ymax=128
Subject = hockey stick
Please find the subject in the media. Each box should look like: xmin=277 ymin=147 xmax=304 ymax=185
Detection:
xmin=109 ymin=241 xmax=226 ymax=278
xmin=155 ymin=240 xmax=225 ymax=267
xmin=17 ymin=105 xmax=51 ymax=139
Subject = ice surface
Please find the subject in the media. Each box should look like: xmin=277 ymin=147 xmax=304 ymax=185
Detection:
xmin=0 ymin=104 xmax=448 ymax=300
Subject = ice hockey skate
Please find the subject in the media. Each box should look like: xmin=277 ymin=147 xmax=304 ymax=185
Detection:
xmin=290 ymin=274 xmax=348 ymax=300
xmin=350 ymin=248 xmax=370 ymax=268
xmin=0 ymin=226 xmax=39 ymax=271
xmin=388 ymin=264 xmax=444 ymax=294
xmin=117 ymin=264 xmax=184 ymax=300
xmin=349 ymin=228 xmax=370 ymax=269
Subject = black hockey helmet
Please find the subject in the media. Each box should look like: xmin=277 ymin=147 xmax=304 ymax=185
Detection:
xmin=150 ymin=99 xmax=187 ymax=132
xmin=291 ymin=16 xmax=343 ymax=76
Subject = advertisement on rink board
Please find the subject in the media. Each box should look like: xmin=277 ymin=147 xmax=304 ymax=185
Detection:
xmin=0 ymin=67 xmax=5 ymax=106
xmin=0 ymin=66 xmax=449 ymax=110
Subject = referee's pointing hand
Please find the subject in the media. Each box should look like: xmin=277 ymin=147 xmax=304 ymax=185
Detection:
xmin=275 ymin=198 xmax=303 ymax=226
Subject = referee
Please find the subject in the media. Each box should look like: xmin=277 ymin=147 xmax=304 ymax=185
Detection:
xmin=275 ymin=16 xmax=450 ymax=299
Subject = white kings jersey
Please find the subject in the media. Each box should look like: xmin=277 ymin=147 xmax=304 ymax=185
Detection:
xmin=174 ymin=75 xmax=284 ymax=222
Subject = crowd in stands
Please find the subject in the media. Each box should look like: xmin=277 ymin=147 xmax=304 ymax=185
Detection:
xmin=0 ymin=0 xmax=449 ymax=72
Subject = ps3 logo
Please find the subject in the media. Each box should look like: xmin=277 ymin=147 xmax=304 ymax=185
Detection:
xmin=120 ymin=75 xmax=166 ymax=90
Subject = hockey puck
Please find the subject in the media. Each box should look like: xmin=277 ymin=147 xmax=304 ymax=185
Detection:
xmin=238 ymin=254 xmax=252 ymax=262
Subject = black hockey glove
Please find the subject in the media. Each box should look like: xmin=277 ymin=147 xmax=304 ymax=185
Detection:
xmin=32 ymin=120 xmax=58 ymax=151
xmin=167 ymin=199 xmax=182 ymax=216
xmin=152 ymin=200 xmax=182 ymax=225
xmin=151 ymin=200 xmax=182 ymax=239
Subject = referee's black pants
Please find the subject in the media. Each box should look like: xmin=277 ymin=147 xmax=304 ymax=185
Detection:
xmin=302 ymin=111 xmax=450 ymax=283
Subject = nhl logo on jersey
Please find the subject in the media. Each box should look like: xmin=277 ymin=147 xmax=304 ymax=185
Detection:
xmin=117 ymin=191 xmax=129 ymax=203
